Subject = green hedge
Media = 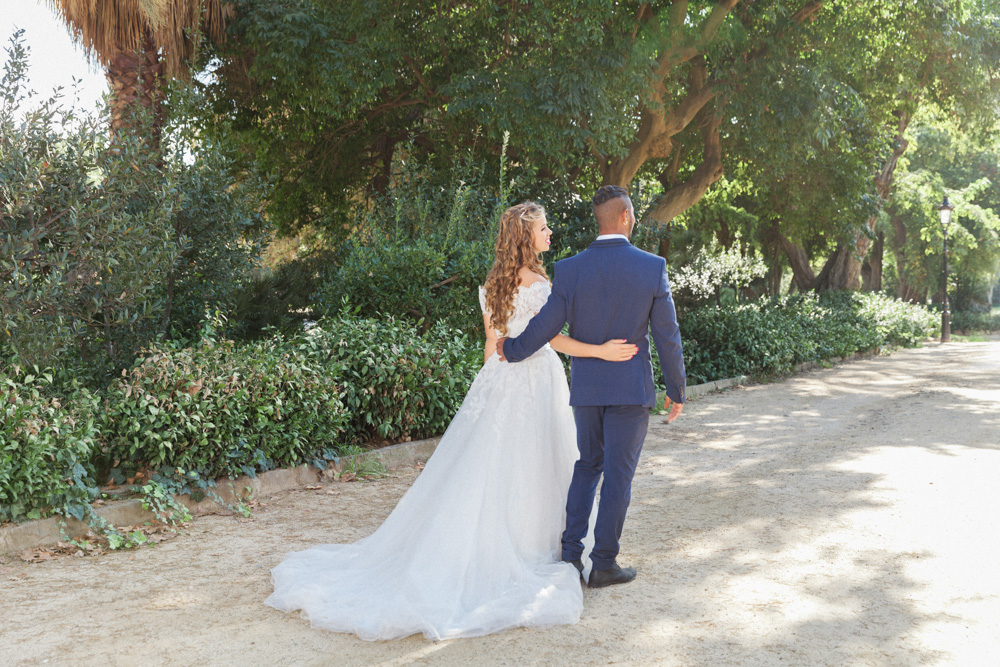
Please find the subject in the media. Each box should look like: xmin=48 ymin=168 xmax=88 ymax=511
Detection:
xmin=0 ymin=370 xmax=101 ymax=522
xmin=306 ymin=315 xmax=481 ymax=445
xmin=0 ymin=314 xmax=481 ymax=523
xmin=951 ymin=310 xmax=1000 ymax=333
xmin=1 ymin=293 xmax=937 ymax=523
xmin=102 ymin=328 xmax=348 ymax=480
xmin=677 ymin=292 xmax=937 ymax=385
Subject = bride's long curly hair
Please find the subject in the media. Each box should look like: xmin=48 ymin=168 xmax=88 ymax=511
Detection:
xmin=483 ymin=202 xmax=548 ymax=335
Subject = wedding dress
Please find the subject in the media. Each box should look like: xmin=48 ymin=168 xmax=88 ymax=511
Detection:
xmin=265 ymin=281 xmax=585 ymax=640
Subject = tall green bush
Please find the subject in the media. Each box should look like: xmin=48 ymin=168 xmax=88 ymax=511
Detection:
xmin=0 ymin=33 xmax=180 ymax=381
xmin=160 ymin=86 xmax=271 ymax=340
xmin=313 ymin=152 xmax=504 ymax=334
xmin=951 ymin=309 xmax=1000 ymax=332
xmin=160 ymin=148 xmax=269 ymax=339
xmin=230 ymin=248 xmax=336 ymax=339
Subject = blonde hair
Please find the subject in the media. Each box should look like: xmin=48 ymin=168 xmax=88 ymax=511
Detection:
xmin=483 ymin=202 xmax=548 ymax=335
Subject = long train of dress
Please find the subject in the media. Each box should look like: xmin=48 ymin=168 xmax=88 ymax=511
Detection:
xmin=265 ymin=282 xmax=586 ymax=640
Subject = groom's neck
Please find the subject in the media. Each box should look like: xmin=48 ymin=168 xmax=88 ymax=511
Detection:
xmin=597 ymin=228 xmax=630 ymax=239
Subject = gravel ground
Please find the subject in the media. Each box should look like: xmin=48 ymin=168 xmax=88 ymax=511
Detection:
xmin=2 ymin=339 xmax=999 ymax=666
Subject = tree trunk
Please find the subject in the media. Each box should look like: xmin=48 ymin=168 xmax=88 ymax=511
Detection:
xmin=823 ymin=110 xmax=911 ymax=290
xmin=106 ymin=48 xmax=143 ymax=140
xmin=813 ymin=245 xmax=850 ymax=291
xmin=140 ymin=29 xmax=166 ymax=156
xmin=762 ymin=221 xmax=783 ymax=296
xmin=642 ymin=105 xmax=725 ymax=224
xmin=861 ymin=231 xmax=884 ymax=292
xmin=716 ymin=219 xmax=735 ymax=249
xmin=601 ymin=56 xmax=724 ymax=227
xmin=780 ymin=233 xmax=816 ymax=292
xmin=658 ymin=232 xmax=672 ymax=262
xmin=106 ymin=27 xmax=164 ymax=152
xmin=890 ymin=215 xmax=924 ymax=303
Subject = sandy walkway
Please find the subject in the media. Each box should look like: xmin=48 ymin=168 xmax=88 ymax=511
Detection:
xmin=2 ymin=340 xmax=999 ymax=666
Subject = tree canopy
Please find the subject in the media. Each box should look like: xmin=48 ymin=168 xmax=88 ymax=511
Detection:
xmin=205 ymin=0 xmax=999 ymax=259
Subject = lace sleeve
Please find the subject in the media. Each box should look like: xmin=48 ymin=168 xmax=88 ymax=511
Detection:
xmin=522 ymin=282 xmax=551 ymax=314
xmin=478 ymin=286 xmax=489 ymax=315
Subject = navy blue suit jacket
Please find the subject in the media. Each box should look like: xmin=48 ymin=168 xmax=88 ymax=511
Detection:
xmin=503 ymin=238 xmax=686 ymax=407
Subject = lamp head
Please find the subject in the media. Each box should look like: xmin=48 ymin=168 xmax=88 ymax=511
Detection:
xmin=937 ymin=196 xmax=955 ymax=228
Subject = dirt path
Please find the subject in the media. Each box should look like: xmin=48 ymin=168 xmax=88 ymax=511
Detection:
xmin=3 ymin=340 xmax=1000 ymax=666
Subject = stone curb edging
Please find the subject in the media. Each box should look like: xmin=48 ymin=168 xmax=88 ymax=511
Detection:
xmin=684 ymin=375 xmax=748 ymax=400
xmin=2 ymin=350 xmax=878 ymax=555
xmin=791 ymin=348 xmax=881 ymax=374
xmin=0 ymin=437 xmax=440 ymax=556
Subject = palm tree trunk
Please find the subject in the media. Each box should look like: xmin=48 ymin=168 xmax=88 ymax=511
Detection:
xmin=140 ymin=28 xmax=166 ymax=158
xmin=106 ymin=46 xmax=143 ymax=140
xmin=105 ymin=26 xmax=164 ymax=154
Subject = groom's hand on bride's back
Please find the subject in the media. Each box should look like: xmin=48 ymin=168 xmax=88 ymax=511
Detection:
xmin=496 ymin=337 xmax=509 ymax=362
xmin=664 ymin=398 xmax=683 ymax=423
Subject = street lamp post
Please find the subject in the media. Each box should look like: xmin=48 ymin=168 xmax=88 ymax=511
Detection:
xmin=937 ymin=197 xmax=955 ymax=343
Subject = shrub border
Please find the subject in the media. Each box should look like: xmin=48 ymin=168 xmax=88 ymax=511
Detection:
xmin=0 ymin=349 xmax=886 ymax=556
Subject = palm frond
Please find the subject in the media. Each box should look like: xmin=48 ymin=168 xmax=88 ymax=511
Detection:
xmin=44 ymin=0 xmax=231 ymax=79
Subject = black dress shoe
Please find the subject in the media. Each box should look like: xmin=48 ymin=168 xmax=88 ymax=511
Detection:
xmin=588 ymin=562 xmax=637 ymax=588
xmin=563 ymin=558 xmax=584 ymax=575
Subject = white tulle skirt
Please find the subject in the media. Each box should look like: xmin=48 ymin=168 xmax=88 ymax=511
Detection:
xmin=265 ymin=346 xmax=585 ymax=640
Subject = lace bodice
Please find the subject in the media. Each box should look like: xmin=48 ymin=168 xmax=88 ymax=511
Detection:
xmin=479 ymin=281 xmax=551 ymax=338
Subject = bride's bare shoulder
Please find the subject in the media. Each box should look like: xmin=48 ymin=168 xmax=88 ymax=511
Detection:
xmin=516 ymin=267 xmax=548 ymax=288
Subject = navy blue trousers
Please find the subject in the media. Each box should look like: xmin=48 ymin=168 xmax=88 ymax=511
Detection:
xmin=561 ymin=405 xmax=650 ymax=570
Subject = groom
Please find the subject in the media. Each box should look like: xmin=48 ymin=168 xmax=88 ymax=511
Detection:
xmin=497 ymin=185 xmax=686 ymax=588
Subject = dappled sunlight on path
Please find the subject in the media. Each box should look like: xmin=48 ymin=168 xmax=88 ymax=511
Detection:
xmin=2 ymin=341 xmax=999 ymax=665
xmin=632 ymin=340 xmax=1000 ymax=664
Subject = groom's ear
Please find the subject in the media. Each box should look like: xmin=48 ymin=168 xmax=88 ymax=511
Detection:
xmin=616 ymin=200 xmax=634 ymax=231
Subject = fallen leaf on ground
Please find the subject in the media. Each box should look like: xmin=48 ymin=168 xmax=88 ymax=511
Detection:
xmin=20 ymin=549 xmax=57 ymax=562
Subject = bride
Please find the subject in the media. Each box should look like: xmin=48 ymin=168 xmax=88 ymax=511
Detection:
xmin=265 ymin=201 xmax=637 ymax=641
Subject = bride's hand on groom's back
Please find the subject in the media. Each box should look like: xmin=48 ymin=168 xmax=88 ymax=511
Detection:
xmin=597 ymin=339 xmax=638 ymax=362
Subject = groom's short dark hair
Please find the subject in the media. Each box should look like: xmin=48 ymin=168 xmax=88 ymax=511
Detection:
xmin=592 ymin=185 xmax=631 ymax=230
xmin=592 ymin=185 xmax=630 ymax=209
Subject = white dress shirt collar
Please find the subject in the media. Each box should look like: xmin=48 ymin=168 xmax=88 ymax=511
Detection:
xmin=595 ymin=234 xmax=628 ymax=241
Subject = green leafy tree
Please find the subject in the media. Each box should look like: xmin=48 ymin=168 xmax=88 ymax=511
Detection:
xmin=886 ymin=120 xmax=1000 ymax=308
xmin=810 ymin=0 xmax=1000 ymax=290
xmin=210 ymin=0 xmax=930 ymax=239
xmin=158 ymin=85 xmax=270 ymax=338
